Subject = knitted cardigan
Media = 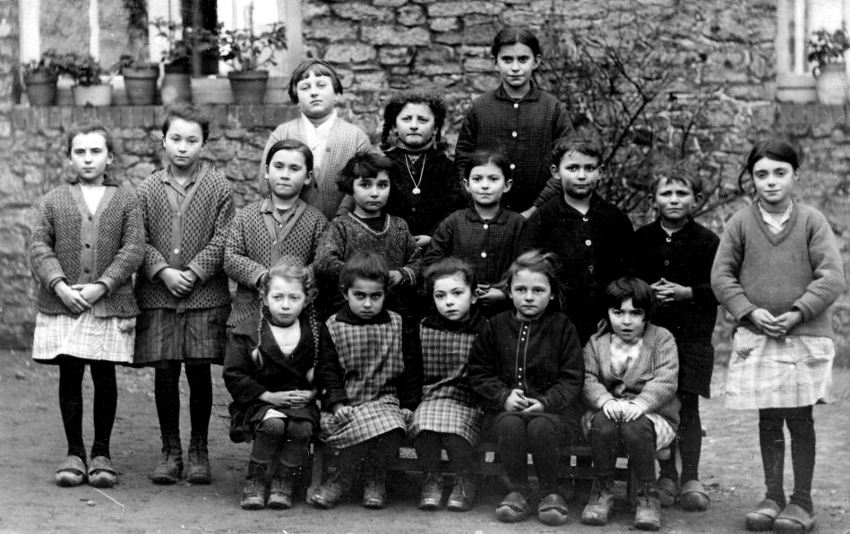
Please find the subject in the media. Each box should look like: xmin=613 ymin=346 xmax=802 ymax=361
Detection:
xmin=29 ymin=179 xmax=145 ymax=317
xmin=711 ymin=202 xmax=845 ymax=337
xmin=135 ymin=163 xmax=235 ymax=310
xmin=259 ymin=116 xmax=372 ymax=221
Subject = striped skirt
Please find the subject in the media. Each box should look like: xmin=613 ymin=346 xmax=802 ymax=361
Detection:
xmin=32 ymin=311 xmax=136 ymax=364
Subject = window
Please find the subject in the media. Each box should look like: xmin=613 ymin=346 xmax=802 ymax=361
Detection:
xmin=777 ymin=0 xmax=848 ymax=75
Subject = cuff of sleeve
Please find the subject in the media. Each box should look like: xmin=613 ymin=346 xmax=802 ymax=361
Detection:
xmin=95 ymin=276 xmax=116 ymax=293
xmin=238 ymin=384 xmax=268 ymax=405
xmin=597 ymin=393 xmax=615 ymax=410
xmin=48 ymin=276 xmax=67 ymax=292
xmin=401 ymin=267 xmax=416 ymax=285
xmin=496 ymin=388 xmax=511 ymax=408
xmin=252 ymin=268 xmax=268 ymax=289
xmin=147 ymin=260 xmax=170 ymax=281
xmin=733 ymin=303 xmax=758 ymax=323
xmin=630 ymin=398 xmax=651 ymax=413
xmin=791 ymin=300 xmax=812 ymax=322
xmin=187 ymin=261 xmax=209 ymax=284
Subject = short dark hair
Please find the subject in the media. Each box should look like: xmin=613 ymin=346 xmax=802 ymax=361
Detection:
xmin=551 ymin=132 xmax=604 ymax=167
xmin=490 ymin=27 xmax=542 ymax=58
xmin=339 ymin=251 xmax=389 ymax=292
xmin=603 ymin=278 xmax=657 ymax=321
xmin=66 ymin=120 xmax=114 ymax=157
xmin=287 ymin=59 xmax=343 ymax=104
xmin=464 ymin=150 xmax=512 ymax=182
xmin=423 ymin=258 xmax=477 ymax=300
xmin=337 ymin=152 xmax=398 ymax=194
xmin=265 ymin=138 xmax=314 ymax=174
xmin=161 ymin=102 xmax=213 ymax=142
xmin=649 ymin=164 xmax=703 ymax=197
xmin=380 ymin=91 xmax=448 ymax=149
xmin=744 ymin=139 xmax=802 ymax=175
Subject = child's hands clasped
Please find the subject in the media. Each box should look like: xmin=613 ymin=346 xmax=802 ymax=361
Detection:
xmin=159 ymin=267 xmax=197 ymax=297
xmin=476 ymin=284 xmax=506 ymax=306
xmin=651 ymin=278 xmax=692 ymax=305
xmin=331 ymin=402 xmax=354 ymax=422
xmin=748 ymin=308 xmax=801 ymax=338
xmin=620 ymin=401 xmax=646 ymax=422
xmin=261 ymin=389 xmax=316 ymax=409
xmin=504 ymin=388 xmax=531 ymax=412
xmin=55 ymin=281 xmax=93 ymax=314
xmin=601 ymin=398 xmax=622 ymax=421
xmin=388 ymin=270 xmax=404 ymax=288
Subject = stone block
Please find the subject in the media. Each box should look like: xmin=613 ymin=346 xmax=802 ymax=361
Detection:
xmin=464 ymin=58 xmax=493 ymax=73
xmin=304 ymin=18 xmax=359 ymax=42
xmin=363 ymin=26 xmax=431 ymax=47
xmin=415 ymin=63 xmax=462 ymax=76
xmin=325 ymin=43 xmax=377 ymax=64
xmin=302 ymin=1 xmax=331 ymax=21
xmin=331 ymin=3 xmax=394 ymax=22
xmin=398 ymin=5 xmax=426 ymax=26
xmin=429 ymin=17 xmax=459 ymax=33
xmin=351 ymin=71 xmax=388 ymax=92
xmin=378 ymin=47 xmax=413 ymax=66
xmin=427 ymin=1 xmax=502 ymax=18
xmin=374 ymin=0 xmax=407 ymax=6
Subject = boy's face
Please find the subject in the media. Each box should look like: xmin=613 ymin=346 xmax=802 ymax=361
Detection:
xmin=654 ymin=178 xmax=697 ymax=225
xmin=464 ymin=163 xmax=512 ymax=208
xmin=552 ymin=150 xmax=601 ymax=201
xmin=352 ymin=172 xmax=391 ymax=218
xmin=266 ymin=149 xmax=312 ymax=201
xmin=163 ymin=118 xmax=205 ymax=171
xmin=432 ymin=273 xmax=476 ymax=322
xmin=395 ymin=103 xmax=436 ymax=150
xmin=608 ymin=297 xmax=646 ymax=344
xmin=345 ymin=278 xmax=386 ymax=320
xmin=295 ymin=71 xmax=337 ymax=121
xmin=264 ymin=277 xmax=305 ymax=328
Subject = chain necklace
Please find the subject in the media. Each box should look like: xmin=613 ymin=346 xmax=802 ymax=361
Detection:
xmin=404 ymin=153 xmax=426 ymax=195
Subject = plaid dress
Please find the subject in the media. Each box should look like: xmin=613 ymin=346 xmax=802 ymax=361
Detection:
xmin=319 ymin=308 xmax=407 ymax=448
xmin=726 ymin=327 xmax=835 ymax=410
xmin=410 ymin=313 xmax=486 ymax=446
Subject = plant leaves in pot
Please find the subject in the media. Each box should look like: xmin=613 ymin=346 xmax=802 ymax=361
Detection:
xmin=21 ymin=49 xmax=63 ymax=106
xmin=807 ymin=27 xmax=850 ymax=105
xmin=61 ymin=52 xmax=113 ymax=107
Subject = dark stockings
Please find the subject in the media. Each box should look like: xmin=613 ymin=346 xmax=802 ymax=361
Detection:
xmin=759 ymin=406 xmax=815 ymax=513
xmin=154 ymin=362 xmax=212 ymax=439
xmin=250 ymin=418 xmax=313 ymax=467
xmin=335 ymin=429 xmax=403 ymax=481
xmin=414 ymin=431 xmax=476 ymax=477
xmin=58 ymin=362 xmax=117 ymax=460
xmin=659 ymin=391 xmax=702 ymax=483
xmin=495 ymin=414 xmax=564 ymax=493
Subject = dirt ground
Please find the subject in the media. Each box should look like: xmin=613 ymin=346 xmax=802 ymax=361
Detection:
xmin=1 ymin=348 xmax=849 ymax=534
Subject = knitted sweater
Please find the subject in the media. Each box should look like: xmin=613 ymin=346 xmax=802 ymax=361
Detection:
xmin=224 ymin=199 xmax=327 ymax=327
xmin=135 ymin=163 xmax=235 ymax=310
xmin=29 ymin=179 xmax=145 ymax=317
xmin=259 ymin=117 xmax=372 ymax=221
xmin=711 ymin=202 xmax=845 ymax=337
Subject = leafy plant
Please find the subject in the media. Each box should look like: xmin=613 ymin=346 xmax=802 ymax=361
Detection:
xmin=21 ymin=49 xmax=64 ymax=80
xmin=113 ymin=53 xmax=158 ymax=73
xmin=60 ymin=52 xmax=108 ymax=86
xmin=198 ymin=21 xmax=287 ymax=72
xmin=806 ymin=27 xmax=850 ymax=76
xmin=150 ymin=17 xmax=193 ymax=68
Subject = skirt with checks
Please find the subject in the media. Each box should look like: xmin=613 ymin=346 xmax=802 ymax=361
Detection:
xmin=32 ymin=311 xmax=136 ymax=364
xmin=320 ymin=395 xmax=407 ymax=449
xmin=726 ymin=327 xmax=834 ymax=410
xmin=411 ymin=398 xmax=483 ymax=447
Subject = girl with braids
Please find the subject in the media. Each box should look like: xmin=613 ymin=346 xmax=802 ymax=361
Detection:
xmin=223 ymin=257 xmax=321 ymax=511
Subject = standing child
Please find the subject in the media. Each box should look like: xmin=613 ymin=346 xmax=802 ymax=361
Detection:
xmin=454 ymin=27 xmax=573 ymax=215
xmin=225 ymin=139 xmax=327 ymax=329
xmin=223 ymin=258 xmax=320 ymax=511
xmin=424 ymin=150 xmax=524 ymax=317
xmin=410 ymin=258 xmax=488 ymax=512
xmin=468 ymin=251 xmax=584 ymax=526
xmin=581 ymin=278 xmax=680 ymax=531
xmin=259 ymin=59 xmax=371 ymax=221
xmin=135 ymin=103 xmax=235 ymax=485
xmin=519 ymin=133 xmax=634 ymax=343
xmin=711 ymin=140 xmax=845 ymax=533
xmin=312 ymin=252 xmax=417 ymax=509
xmin=634 ymin=166 xmax=720 ymax=511
xmin=29 ymin=121 xmax=145 ymax=488
xmin=314 ymin=152 xmax=421 ymax=318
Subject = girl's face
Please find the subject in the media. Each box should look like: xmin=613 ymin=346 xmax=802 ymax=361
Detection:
xmin=345 ymin=278 xmax=386 ymax=320
xmin=295 ymin=71 xmax=337 ymax=122
xmin=163 ymin=118 xmax=205 ymax=170
xmin=432 ymin=273 xmax=476 ymax=322
xmin=394 ymin=103 xmax=436 ymax=150
xmin=509 ymin=268 xmax=553 ymax=321
xmin=493 ymin=42 xmax=540 ymax=98
xmin=552 ymin=150 xmax=601 ymax=201
xmin=464 ymin=163 xmax=512 ymax=208
xmin=351 ymin=172 xmax=391 ymax=218
xmin=69 ymin=132 xmax=112 ymax=185
xmin=752 ymin=156 xmax=797 ymax=211
xmin=265 ymin=276 xmax=306 ymax=328
xmin=608 ymin=298 xmax=647 ymax=344
xmin=267 ymin=149 xmax=313 ymax=202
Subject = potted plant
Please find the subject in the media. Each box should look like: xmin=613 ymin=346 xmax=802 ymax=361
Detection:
xmin=151 ymin=17 xmax=193 ymax=103
xmin=21 ymin=49 xmax=64 ymax=106
xmin=806 ymin=27 xmax=850 ymax=105
xmin=115 ymin=54 xmax=159 ymax=105
xmin=62 ymin=53 xmax=113 ymax=107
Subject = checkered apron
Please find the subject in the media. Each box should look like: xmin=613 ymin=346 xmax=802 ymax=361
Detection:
xmin=32 ymin=311 xmax=136 ymax=364
xmin=410 ymin=325 xmax=484 ymax=446
xmin=320 ymin=312 xmax=407 ymax=448
xmin=726 ymin=327 xmax=834 ymax=410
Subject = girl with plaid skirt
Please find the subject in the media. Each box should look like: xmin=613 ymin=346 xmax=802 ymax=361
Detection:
xmin=135 ymin=104 xmax=235 ymax=485
xmin=712 ymin=140 xmax=845 ymax=534
xmin=312 ymin=252 xmax=418 ymax=510
xmin=29 ymin=121 xmax=145 ymax=489
xmin=410 ymin=258 xmax=488 ymax=512
xmin=223 ymin=257 xmax=321 ymax=511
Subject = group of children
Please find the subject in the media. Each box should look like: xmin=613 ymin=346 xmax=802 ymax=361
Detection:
xmin=28 ymin=25 xmax=844 ymax=534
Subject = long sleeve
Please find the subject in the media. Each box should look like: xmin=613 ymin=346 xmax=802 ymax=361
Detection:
xmin=29 ymin=196 xmax=67 ymax=289
xmin=422 ymin=216 xmax=453 ymax=268
xmin=137 ymin=189 xmax=171 ymax=281
xmin=793 ymin=214 xmax=845 ymax=321
xmin=532 ymin=175 xmax=562 ymax=209
xmin=539 ymin=320 xmax=584 ymax=411
xmin=454 ymin=106 xmax=478 ymax=185
xmin=711 ymin=218 xmax=753 ymax=321
xmin=224 ymin=210 xmax=269 ymax=289
xmin=317 ymin=323 xmax=349 ymax=408
xmin=517 ymin=208 xmax=544 ymax=254
xmin=582 ymin=339 xmax=616 ymax=410
xmin=97 ymin=199 xmax=145 ymax=292
xmin=630 ymin=332 xmax=679 ymax=414
xmin=314 ymin=219 xmax=348 ymax=287
xmin=467 ymin=320 xmax=511 ymax=409
xmin=186 ymin=186 xmax=235 ymax=283
xmin=399 ymin=225 xmax=422 ymax=285
xmin=223 ymin=333 xmax=267 ymax=405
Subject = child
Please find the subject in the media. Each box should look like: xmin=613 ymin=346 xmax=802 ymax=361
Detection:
xmin=518 ymin=133 xmax=634 ymax=343
xmin=581 ymin=278 xmax=680 ymax=531
xmin=410 ymin=258 xmax=488 ymax=512
xmin=467 ymin=251 xmax=584 ymax=526
xmin=259 ymin=59 xmax=371 ymax=221
xmin=314 ymin=152 xmax=421 ymax=318
xmin=135 ymin=103 xmax=235 ymax=485
xmin=633 ymin=166 xmax=720 ymax=511
xmin=711 ymin=140 xmax=845 ymax=533
xmin=424 ymin=150 xmax=524 ymax=316
xmin=225 ymin=139 xmax=327 ymax=329
xmin=313 ymin=252 xmax=417 ymax=509
xmin=223 ymin=258 xmax=320 ymax=511
xmin=454 ymin=27 xmax=573 ymax=215
xmin=29 ymin=121 xmax=145 ymax=488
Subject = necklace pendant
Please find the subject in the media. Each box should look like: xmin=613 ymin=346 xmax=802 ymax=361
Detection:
xmin=412 ymin=187 xmax=421 ymax=195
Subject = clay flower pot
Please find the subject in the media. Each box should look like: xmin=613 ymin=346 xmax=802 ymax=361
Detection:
xmin=122 ymin=66 xmax=160 ymax=105
xmin=73 ymin=84 xmax=113 ymax=107
xmin=228 ymin=70 xmax=269 ymax=105
xmin=24 ymin=72 xmax=58 ymax=106
xmin=816 ymin=62 xmax=848 ymax=105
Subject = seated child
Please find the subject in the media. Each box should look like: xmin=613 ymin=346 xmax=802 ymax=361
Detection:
xmin=313 ymin=252 xmax=417 ymax=509
xmin=581 ymin=278 xmax=680 ymax=531
xmin=223 ymin=258 xmax=320 ymax=511
xmin=468 ymin=250 xmax=584 ymax=526
xmin=410 ymin=258 xmax=488 ymax=512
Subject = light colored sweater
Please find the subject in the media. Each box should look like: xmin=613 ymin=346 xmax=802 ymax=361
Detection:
xmin=711 ymin=202 xmax=845 ymax=337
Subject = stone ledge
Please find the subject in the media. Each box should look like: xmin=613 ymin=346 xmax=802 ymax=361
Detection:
xmin=10 ymin=104 xmax=299 ymax=132
xmin=776 ymin=102 xmax=849 ymax=135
